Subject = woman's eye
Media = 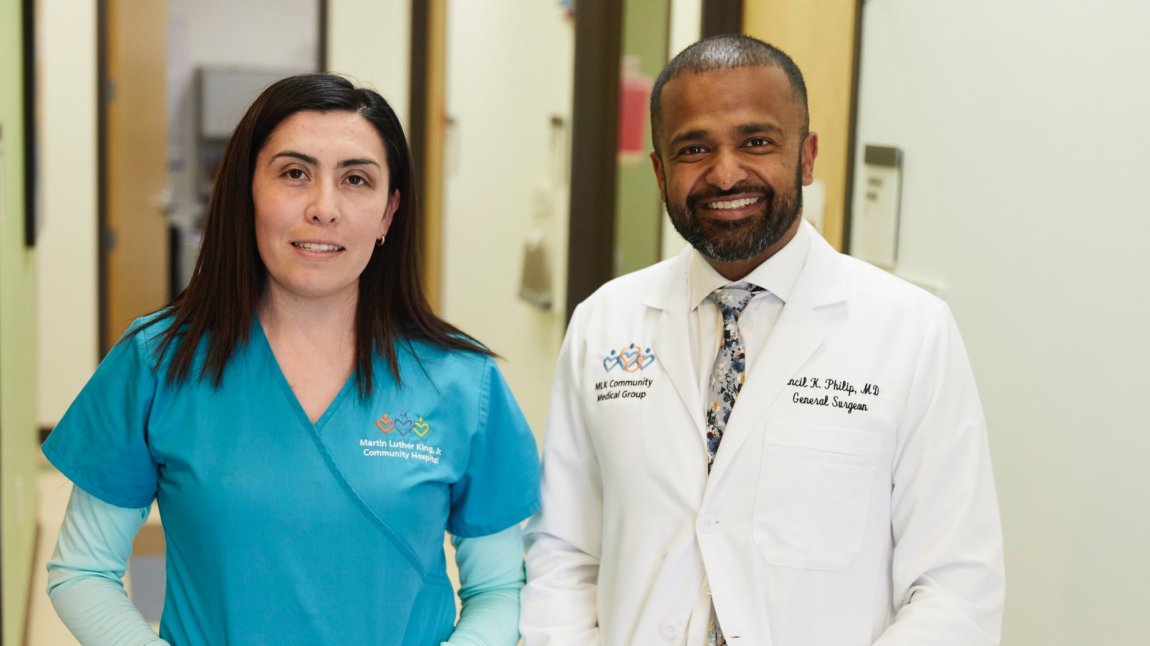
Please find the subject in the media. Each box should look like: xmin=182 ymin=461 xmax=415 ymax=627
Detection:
xmin=347 ymin=174 xmax=370 ymax=186
xmin=284 ymin=168 xmax=307 ymax=180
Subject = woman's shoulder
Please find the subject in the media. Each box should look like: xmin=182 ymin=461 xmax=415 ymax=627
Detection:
xmin=396 ymin=337 xmax=492 ymax=370
xmin=383 ymin=337 xmax=501 ymax=394
xmin=116 ymin=309 xmax=178 ymax=351
xmin=111 ymin=309 xmax=205 ymax=375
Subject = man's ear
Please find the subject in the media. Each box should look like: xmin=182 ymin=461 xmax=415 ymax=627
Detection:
xmin=650 ymin=150 xmax=668 ymax=204
xmin=801 ymin=132 xmax=819 ymax=186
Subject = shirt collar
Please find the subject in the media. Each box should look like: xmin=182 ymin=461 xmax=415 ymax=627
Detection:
xmin=688 ymin=220 xmax=811 ymax=310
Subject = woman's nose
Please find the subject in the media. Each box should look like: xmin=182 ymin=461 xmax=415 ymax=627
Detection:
xmin=305 ymin=183 xmax=339 ymax=223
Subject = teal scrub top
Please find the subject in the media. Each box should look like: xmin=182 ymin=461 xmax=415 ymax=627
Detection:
xmin=43 ymin=315 xmax=541 ymax=645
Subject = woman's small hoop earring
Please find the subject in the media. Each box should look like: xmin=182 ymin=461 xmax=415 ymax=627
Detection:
xmin=376 ymin=235 xmax=386 ymax=247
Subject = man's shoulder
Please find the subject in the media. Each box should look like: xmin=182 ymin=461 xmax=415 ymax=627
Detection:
xmin=821 ymin=250 xmax=953 ymax=332
xmin=578 ymin=255 xmax=681 ymax=309
xmin=818 ymin=242 xmax=940 ymax=303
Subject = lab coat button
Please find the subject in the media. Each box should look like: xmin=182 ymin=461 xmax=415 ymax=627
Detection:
xmin=699 ymin=515 xmax=719 ymax=534
xmin=660 ymin=622 xmax=682 ymax=639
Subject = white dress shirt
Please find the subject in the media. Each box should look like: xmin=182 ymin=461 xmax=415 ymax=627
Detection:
xmin=683 ymin=223 xmax=811 ymax=643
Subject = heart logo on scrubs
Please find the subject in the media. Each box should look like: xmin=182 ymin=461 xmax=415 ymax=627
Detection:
xmin=412 ymin=418 xmax=431 ymax=438
xmin=375 ymin=414 xmax=395 ymax=434
xmin=394 ymin=414 xmax=415 ymax=435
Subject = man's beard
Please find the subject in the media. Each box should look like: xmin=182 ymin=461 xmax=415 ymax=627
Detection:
xmin=667 ymin=166 xmax=803 ymax=263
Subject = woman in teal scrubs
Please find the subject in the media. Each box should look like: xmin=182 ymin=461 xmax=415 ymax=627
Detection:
xmin=42 ymin=74 xmax=540 ymax=645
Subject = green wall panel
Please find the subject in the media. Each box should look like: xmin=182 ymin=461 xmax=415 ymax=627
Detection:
xmin=1 ymin=0 xmax=41 ymax=642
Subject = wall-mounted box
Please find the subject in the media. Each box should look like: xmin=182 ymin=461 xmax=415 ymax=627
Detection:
xmin=852 ymin=145 xmax=903 ymax=268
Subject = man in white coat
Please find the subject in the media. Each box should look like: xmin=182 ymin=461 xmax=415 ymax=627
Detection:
xmin=521 ymin=35 xmax=1005 ymax=645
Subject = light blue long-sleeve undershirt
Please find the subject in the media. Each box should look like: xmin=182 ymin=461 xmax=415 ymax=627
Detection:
xmin=47 ymin=486 xmax=525 ymax=645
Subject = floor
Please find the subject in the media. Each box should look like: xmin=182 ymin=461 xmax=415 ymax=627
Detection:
xmin=25 ymin=468 xmax=78 ymax=646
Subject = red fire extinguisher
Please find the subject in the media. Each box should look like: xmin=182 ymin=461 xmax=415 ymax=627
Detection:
xmin=617 ymin=56 xmax=652 ymax=156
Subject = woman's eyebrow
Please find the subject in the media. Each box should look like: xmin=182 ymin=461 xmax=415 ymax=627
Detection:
xmin=269 ymin=151 xmax=381 ymax=169
xmin=338 ymin=158 xmax=381 ymax=168
xmin=270 ymin=150 xmax=317 ymax=165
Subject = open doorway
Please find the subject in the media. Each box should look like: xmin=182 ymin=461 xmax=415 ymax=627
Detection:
xmin=97 ymin=0 xmax=324 ymax=352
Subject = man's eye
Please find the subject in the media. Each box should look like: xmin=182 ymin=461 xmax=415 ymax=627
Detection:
xmin=679 ymin=145 xmax=706 ymax=156
xmin=746 ymin=138 xmax=771 ymax=148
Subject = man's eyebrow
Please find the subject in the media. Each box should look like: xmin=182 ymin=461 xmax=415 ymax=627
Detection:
xmin=737 ymin=122 xmax=785 ymax=137
xmin=668 ymin=129 xmax=708 ymax=150
xmin=668 ymin=123 xmax=786 ymax=150
xmin=269 ymin=151 xmax=381 ymax=168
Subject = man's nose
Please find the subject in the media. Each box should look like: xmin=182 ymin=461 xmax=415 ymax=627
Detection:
xmin=705 ymin=149 xmax=748 ymax=191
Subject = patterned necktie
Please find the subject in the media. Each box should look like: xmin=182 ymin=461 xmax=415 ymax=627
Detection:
xmin=704 ymin=282 xmax=760 ymax=646
xmin=704 ymin=282 xmax=760 ymax=468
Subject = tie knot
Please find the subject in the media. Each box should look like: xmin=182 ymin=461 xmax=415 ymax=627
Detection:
xmin=708 ymin=282 xmax=760 ymax=323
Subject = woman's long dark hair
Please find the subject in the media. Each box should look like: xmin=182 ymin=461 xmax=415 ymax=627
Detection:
xmin=142 ymin=73 xmax=489 ymax=396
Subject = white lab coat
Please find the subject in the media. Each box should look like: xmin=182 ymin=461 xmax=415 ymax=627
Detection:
xmin=521 ymin=223 xmax=1004 ymax=646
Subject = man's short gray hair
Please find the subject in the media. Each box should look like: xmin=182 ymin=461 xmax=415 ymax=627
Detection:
xmin=649 ymin=34 xmax=809 ymax=151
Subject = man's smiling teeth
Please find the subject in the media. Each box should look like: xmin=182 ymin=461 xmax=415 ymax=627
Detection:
xmin=707 ymin=197 xmax=760 ymax=210
xmin=292 ymin=242 xmax=344 ymax=252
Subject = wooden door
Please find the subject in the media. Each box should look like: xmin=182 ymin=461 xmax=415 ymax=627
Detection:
xmin=744 ymin=1 xmax=861 ymax=251
xmin=412 ymin=0 xmax=446 ymax=311
xmin=102 ymin=0 xmax=169 ymax=350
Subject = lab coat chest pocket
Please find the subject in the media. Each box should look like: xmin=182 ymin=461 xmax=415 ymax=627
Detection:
xmin=586 ymin=370 xmax=675 ymax=480
xmin=754 ymin=424 xmax=882 ymax=571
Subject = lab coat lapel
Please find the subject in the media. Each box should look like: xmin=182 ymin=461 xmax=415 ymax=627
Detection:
xmin=647 ymin=247 xmax=706 ymax=438
xmin=708 ymin=227 xmax=849 ymax=482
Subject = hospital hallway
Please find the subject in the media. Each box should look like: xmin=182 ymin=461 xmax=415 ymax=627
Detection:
xmin=5 ymin=1 xmax=1150 ymax=644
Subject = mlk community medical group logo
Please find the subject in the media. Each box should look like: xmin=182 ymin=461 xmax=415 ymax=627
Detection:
xmin=595 ymin=342 xmax=657 ymax=402
xmin=603 ymin=343 xmax=656 ymax=373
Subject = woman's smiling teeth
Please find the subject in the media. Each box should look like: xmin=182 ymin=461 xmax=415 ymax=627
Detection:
xmin=292 ymin=242 xmax=345 ymax=252
xmin=707 ymin=196 xmax=761 ymax=210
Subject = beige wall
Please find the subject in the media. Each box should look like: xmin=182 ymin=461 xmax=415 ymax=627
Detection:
xmin=438 ymin=1 xmax=574 ymax=437
xmin=743 ymin=0 xmax=857 ymax=250
xmin=1 ymin=0 xmax=41 ymax=641
xmin=854 ymin=1 xmax=1150 ymax=643
xmin=37 ymin=0 xmax=99 ymax=428
xmin=659 ymin=0 xmax=702 ymax=260
xmin=326 ymin=0 xmax=411 ymax=129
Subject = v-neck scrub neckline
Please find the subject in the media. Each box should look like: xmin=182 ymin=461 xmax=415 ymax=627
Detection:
xmin=251 ymin=318 xmax=356 ymax=432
